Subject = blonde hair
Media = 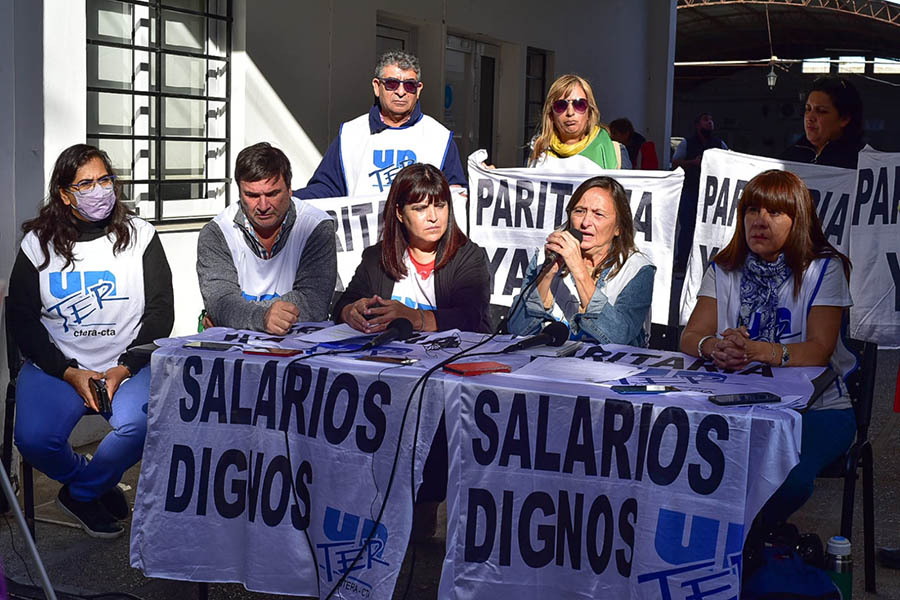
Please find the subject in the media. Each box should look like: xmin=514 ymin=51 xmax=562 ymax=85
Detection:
xmin=530 ymin=74 xmax=605 ymax=161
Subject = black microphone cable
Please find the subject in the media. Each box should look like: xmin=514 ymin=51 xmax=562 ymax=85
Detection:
xmin=324 ymin=275 xmax=547 ymax=600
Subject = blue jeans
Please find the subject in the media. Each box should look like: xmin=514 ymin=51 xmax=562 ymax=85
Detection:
xmin=14 ymin=362 xmax=149 ymax=502
xmin=758 ymin=407 xmax=856 ymax=530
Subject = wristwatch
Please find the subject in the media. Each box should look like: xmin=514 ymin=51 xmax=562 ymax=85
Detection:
xmin=779 ymin=343 xmax=790 ymax=367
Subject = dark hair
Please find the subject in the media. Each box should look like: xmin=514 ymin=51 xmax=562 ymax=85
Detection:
xmin=694 ymin=112 xmax=713 ymax=126
xmin=808 ymin=75 xmax=864 ymax=144
xmin=608 ymin=118 xmax=634 ymax=136
xmin=374 ymin=50 xmax=421 ymax=80
xmin=561 ymin=176 xmax=637 ymax=280
xmin=380 ymin=163 xmax=467 ymax=280
xmin=22 ymin=144 xmax=133 ymax=271
xmin=235 ymin=142 xmax=292 ymax=189
xmin=714 ymin=169 xmax=850 ymax=294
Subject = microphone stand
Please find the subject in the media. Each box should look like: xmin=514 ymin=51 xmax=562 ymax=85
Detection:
xmin=0 ymin=459 xmax=57 ymax=599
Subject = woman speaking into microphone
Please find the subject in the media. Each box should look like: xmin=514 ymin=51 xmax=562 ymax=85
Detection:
xmin=507 ymin=176 xmax=655 ymax=346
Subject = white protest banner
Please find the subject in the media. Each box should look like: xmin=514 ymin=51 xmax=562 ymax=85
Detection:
xmin=440 ymin=344 xmax=802 ymax=600
xmin=131 ymin=341 xmax=443 ymax=598
xmin=850 ymin=147 xmax=900 ymax=347
xmin=466 ymin=149 xmax=683 ymax=325
xmin=306 ymin=189 xmax=469 ymax=293
xmin=679 ymin=149 xmax=857 ymax=324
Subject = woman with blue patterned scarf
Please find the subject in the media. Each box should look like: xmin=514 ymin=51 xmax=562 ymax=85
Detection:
xmin=680 ymin=169 xmax=855 ymax=544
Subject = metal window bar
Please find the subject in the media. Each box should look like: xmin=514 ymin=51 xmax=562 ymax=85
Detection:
xmin=86 ymin=0 xmax=231 ymax=223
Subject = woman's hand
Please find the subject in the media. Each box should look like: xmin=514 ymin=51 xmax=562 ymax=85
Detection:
xmin=341 ymin=296 xmax=384 ymax=333
xmin=544 ymin=230 xmax=585 ymax=276
xmin=103 ymin=365 xmax=131 ymax=402
xmin=363 ymin=296 xmax=419 ymax=333
xmin=63 ymin=366 xmax=105 ymax=411
xmin=708 ymin=333 xmax=751 ymax=370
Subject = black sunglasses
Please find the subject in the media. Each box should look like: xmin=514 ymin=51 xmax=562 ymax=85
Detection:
xmin=379 ymin=78 xmax=420 ymax=94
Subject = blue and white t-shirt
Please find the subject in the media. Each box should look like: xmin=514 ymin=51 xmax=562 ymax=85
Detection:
xmin=390 ymin=253 xmax=437 ymax=311
xmin=699 ymin=257 xmax=855 ymax=410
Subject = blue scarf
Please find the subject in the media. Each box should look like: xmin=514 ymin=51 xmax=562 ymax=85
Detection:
xmin=738 ymin=253 xmax=791 ymax=342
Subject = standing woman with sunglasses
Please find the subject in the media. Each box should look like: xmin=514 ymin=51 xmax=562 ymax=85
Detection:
xmin=528 ymin=74 xmax=624 ymax=170
xmin=7 ymin=144 xmax=174 ymax=538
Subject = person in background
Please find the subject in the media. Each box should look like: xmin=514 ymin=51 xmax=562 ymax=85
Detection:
xmin=680 ymin=169 xmax=855 ymax=563
xmin=609 ymin=117 xmax=659 ymax=170
xmin=7 ymin=144 xmax=174 ymax=538
xmin=334 ymin=163 xmax=491 ymax=335
xmin=780 ymin=75 xmax=864 ymax=169
xmin=295 ymin=50 xmax=466 ymax=199
xmin=527 ymin=74 xmax=628 ymax=171
xmin=671 ymin=112 xmax=729 ymax=270
xmin=508 ymin=175 xmax=655 ymax=346
xmin=197 ymin=142 xmax=336 ymax=334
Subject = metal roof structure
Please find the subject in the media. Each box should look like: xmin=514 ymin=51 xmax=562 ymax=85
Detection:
xmin=676 ymin=0 xmax=900 ymax=63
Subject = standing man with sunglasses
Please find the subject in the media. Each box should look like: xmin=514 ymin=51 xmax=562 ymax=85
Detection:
xmin=295 ymin=50 xmax=465 ymax=199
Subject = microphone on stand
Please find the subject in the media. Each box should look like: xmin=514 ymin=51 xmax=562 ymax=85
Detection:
xmin=360 ymin=318 xmax=414 ymax=351
xmin=541 ymin=228 xmax=584 ymax=271
xmin=502 ymin=321 xmax=570 ymax=353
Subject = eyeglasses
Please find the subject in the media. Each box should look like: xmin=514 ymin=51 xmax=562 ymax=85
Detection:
xmin=551 ymin=98 xmax=589 ymax=115
xmin=379 ymin=78 xmax=420 ymax=94
xmin=68 ymin=175 xmax=116 ymax=193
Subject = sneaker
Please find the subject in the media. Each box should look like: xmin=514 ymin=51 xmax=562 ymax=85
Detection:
xmin=99 ymin=485 xmax=130 ymax=521
xmin=56 ymin=485 xmax=124 ymax=539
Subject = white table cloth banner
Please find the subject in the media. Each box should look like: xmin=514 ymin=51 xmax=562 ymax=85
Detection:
xmin=441 ymin=344 xmax=803 ymax=600
xmin=130 ymin=341 xmax=444 ymax=598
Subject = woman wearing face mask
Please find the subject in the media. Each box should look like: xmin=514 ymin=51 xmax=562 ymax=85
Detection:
xmin=7 ymin=144 xmax=174 ymax=539
xmin=527 ymin=74 xmax=626 ymax=170
xmin=780 ymin=75 xmax=864 ymax=169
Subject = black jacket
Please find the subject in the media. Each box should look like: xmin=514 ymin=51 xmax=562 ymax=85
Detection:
xmin=780 ymin=136 xmax=863 ymax=169
xmin=334 ymin=240 xmax=492 ymax=333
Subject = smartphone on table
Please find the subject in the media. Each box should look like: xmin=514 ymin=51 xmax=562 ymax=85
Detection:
xmin=708 ymin=392 xmax=780 ymax=406
xmin=611 ymin=385 xmax=680 ymax=394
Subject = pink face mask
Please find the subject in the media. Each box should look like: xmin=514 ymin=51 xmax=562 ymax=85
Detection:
xmin=72 ymin=184 xmax=116 ymax=221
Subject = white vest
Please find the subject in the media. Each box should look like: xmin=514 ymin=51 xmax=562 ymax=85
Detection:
xmin=20 ymin=218 xmax=155 ymax=372
xmin=213 ymin=198 xmax=330 ymax=301
xmin=339 ymin=112 xmax=452 ymax=196
xmin=713 ymin=257 xmax=855 ymax=410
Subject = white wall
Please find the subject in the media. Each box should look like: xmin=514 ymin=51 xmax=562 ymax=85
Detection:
xmin=242 ymin=0 xmax=677 ymax=174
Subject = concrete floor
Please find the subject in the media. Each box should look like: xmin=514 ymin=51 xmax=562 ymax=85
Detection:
xmin=2 ymin=350 xmax=898 ymax=600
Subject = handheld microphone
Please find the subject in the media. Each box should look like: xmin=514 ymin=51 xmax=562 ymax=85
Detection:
xmin=360 ymin=318 xmax=414 ymax=351
xmin=502 ymin=321 xmax=570 ymax=353
xmin=542 ymin=227 xmax=584 ymax=270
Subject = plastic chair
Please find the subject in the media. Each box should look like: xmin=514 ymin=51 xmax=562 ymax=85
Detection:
xmin=817 ymin=338 xmax=877 ymax=593
xmin=2 ymin=298 xmax=36 ymax=539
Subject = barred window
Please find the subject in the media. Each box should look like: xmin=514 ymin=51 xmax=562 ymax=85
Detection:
xmin=86 ymin=0 xmax=232 ymax=223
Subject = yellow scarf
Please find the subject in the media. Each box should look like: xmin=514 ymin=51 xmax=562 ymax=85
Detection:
xmin=549 ymin=126 xmax=599 ymax=158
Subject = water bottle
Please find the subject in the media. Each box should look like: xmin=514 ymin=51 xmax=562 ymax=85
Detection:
xmin=825 ymin=535 xmax=852 ymax=599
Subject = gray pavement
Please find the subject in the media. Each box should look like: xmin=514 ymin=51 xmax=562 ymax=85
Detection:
xmin=2 ymin=350 xmax=898 ymax=599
